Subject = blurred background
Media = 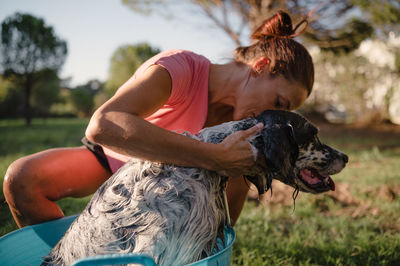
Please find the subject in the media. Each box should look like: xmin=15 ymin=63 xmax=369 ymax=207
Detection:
xmin=1 ymin=0 xmax=400 ymax=265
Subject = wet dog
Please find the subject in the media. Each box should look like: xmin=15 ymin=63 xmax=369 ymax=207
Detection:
xmin=44 ymin=110 xmax=348 ymax=265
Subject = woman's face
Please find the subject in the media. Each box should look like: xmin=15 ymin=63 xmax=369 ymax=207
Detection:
xmin=233 ymin=73 xmax=308 ymax=120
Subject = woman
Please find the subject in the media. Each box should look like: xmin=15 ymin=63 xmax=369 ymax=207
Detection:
xmin=3 ymin=10 xmax=314 ymax=228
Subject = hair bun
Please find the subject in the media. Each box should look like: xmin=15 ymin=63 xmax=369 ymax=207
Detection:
xmin=251 ymin=10 xmax=308 ymax=40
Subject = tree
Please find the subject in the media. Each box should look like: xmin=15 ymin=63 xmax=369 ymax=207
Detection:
xmin=0 ymin=75 xmax=23 ymax=118
xmin=1 ymin=13 xmax=67 ymax=125
xmin=31 ymin=69 xmax=62 ymax=118
xmin=105 ymin=43 xmax=160 ymax=96
xmin=123 ymin=0 xmax=399 ymax=52
xmin=69 ymin=80 xmax=103 ymax=117
xmin=69 ymin=87 xmax=94 ymax=118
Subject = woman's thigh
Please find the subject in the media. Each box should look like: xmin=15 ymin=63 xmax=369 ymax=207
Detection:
xmin=6 ymin=146 xmax=112 ymax=201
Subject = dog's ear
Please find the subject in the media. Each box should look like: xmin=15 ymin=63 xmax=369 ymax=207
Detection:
xmin=244 ymin=173 xmax=272 ymax=195
xmin=262 ymin=123 xmax=299 ymax=178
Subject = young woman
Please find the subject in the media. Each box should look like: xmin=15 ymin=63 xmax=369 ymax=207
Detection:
xmin=3 ymin=10 xmax=314 ymax=227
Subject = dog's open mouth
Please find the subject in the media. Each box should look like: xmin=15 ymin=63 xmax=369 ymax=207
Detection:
xmin=299 ymin=168 xmax=335 ymax=192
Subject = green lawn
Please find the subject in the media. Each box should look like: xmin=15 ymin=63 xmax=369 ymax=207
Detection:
xmin=1 ymin=118 xmax=399 ymax=265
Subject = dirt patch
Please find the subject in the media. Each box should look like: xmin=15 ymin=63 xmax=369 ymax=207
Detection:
xmin=248 ymin=181 xmax=294 ymax=206
xmin=364 ymin=185 xmax=400 ymax=202
xmin=327 ymin=187 xmax=381 ymax=218
xmin=335 ymin=184 xmax=400 ymax=220
xmin=248 ymin=181 xmax=400 ymax=221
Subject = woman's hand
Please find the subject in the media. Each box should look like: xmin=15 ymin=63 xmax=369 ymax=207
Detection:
xmin=213 ymin=123 xmax=264 ymax=178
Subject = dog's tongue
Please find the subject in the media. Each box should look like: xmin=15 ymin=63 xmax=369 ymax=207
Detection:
xmin=301 ymin=169 xmax=335 ymax=191
xmin=315 ymin=170 xmax=335 ymax=191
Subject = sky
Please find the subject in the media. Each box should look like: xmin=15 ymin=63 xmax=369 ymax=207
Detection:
xmin=0 ymin=0 xmax=241 ymax=86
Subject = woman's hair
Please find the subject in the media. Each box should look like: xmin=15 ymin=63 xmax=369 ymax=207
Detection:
xmin=234 ymin=10 xmax=314 ymax=95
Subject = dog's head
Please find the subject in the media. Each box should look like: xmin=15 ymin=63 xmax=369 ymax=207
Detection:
xmin=247 ymin=110 xmax=348 ymax=195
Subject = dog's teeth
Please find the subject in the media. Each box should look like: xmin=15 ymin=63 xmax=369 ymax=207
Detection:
xmin=324 ymin=177 xmax=329 ymax=184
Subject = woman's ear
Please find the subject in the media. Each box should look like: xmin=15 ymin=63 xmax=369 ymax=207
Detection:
xmin=252 ymin=57 xmax=270 ymax=74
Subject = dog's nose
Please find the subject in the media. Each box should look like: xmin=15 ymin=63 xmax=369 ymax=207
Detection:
xmin=342 ymin=154 xmax=349 ymax=163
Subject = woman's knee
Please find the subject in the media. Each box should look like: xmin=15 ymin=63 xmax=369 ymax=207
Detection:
xmin=3 ymin=155 xmax=43 ymax=205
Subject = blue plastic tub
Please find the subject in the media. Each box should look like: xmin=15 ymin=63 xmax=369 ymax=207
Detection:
xmin=0 ymin=215 xmax=235 ymax=266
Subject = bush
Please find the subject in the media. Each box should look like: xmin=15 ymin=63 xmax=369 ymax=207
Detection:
xmin=305 ymin=34 xmax=400 ymax=124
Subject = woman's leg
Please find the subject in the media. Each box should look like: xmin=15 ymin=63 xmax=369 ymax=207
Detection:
xmin=3 ymin=147 xmax=112 ymax=227
xmin=226 ymin=177 xmax=250 ymax=226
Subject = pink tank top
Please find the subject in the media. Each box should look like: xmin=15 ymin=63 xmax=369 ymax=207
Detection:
xmin=103 ymin=50 xmax=211 ymax=173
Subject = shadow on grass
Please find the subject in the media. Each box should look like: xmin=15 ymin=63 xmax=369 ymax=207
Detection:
xmin=233 ymin=212 xmax=400 ymax=266
xmin=233 ymin=241 xmax=400 ymax=266
xmin=0 ymin=194 xmax=17 ymax=236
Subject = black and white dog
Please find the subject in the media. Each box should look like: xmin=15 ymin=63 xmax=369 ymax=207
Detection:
xmin=44 ymin=110 xmax=348 ymax=265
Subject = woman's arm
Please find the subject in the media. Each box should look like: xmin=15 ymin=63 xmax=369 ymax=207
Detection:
xmin=86 ymin=65 xmax=262 ymax=177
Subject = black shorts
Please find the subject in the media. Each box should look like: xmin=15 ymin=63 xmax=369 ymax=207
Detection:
xmin=81 ymin=137 xmax=112 ymax=173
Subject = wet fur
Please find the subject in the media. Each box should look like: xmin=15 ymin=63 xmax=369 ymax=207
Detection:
xmin=43 ymin=110 xmax=347 ymax=265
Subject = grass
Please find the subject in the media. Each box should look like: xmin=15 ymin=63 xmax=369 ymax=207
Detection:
xmin=1 ymin=118 xmax=400 ymax=265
